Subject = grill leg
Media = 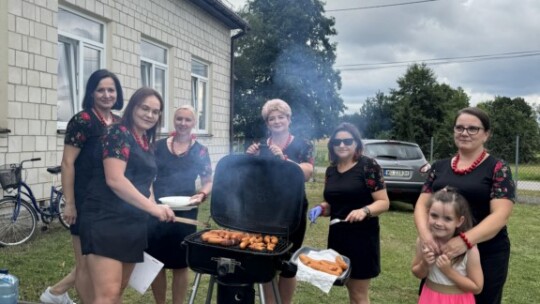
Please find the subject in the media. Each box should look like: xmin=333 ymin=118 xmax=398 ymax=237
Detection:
xmin=188 ymin=272 xmax=202 ymax=304
xmin=206 ymin=275 xmax=216 ymax=304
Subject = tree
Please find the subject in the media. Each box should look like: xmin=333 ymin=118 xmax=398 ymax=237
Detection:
xmin=479 ymin=97 xmax=540 ymax=163
xmin=390 ymin=63 xmax=468 ymax=157
xmin=355 ymin=91 xmax=393 ymax=139
xmin=233 ymin=0 xmax=344 ymax=141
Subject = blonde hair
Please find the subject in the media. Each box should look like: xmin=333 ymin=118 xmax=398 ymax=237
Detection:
xmin=261 ymin=99 xmax=292 ymax=121
xmin=175 ymin=104 xmax=197 ymax=121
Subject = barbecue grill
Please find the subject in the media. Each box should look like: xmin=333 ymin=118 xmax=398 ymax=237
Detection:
xmin=183 ymin=154 xmax=306 ymax=303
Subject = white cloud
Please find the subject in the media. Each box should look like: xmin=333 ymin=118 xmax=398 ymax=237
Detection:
xmin=228 ymin=0 xmax=540 ymax=113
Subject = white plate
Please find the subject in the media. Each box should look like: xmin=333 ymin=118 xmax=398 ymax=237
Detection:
xmin=159 ymin=196 xmax=197 ymax=211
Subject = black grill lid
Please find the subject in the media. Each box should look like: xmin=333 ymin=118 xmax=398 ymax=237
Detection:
xmin=210 ymin=154 xmax=305 ymax=236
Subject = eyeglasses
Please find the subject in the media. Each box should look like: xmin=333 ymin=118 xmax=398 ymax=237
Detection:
xmin=454 ymin=125 xmax=483 ymax=135
xmin=138 ymin=104 xmax=161 ymax=117
xmin=331 ymin=138 xmax=355 ymax=146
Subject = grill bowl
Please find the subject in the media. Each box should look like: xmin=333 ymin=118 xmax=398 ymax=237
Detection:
xmin=183 ymin=229 xmax=292 ymax=283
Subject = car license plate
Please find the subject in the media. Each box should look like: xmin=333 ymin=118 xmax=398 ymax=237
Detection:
xmin=384 ymin=169 xmax=410 ymax=177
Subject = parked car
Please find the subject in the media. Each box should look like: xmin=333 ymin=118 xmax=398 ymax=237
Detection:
xmin=362 ymin=139 xmax=430 ymax=204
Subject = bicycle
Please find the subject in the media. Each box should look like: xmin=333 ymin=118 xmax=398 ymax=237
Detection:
xmin=0 ymin=158 xmax=69 ymax=246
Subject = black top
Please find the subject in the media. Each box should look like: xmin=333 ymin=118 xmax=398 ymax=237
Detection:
xmin=80 ymin=124 xmax=157 ymax=262
xmin=324 ymin=156 xmax=385 ymax=228
xmin=153 ymin=138 xmax=212 ymax=200
xmin=64 ymin=110 xmax=120 ymax=234
xmin=422 ymin=155 xmax=515 ymax=253
xmin=64 ymin=110 xmax=121 ymax=207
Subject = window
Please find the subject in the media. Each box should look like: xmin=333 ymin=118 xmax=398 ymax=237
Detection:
xmin=191 ymin=60 xmax=209 ymax=133
xmin=57 ymin=8 xmax=105 ymax=129
xmin=140 ymin=40 xmax=168 ymax=130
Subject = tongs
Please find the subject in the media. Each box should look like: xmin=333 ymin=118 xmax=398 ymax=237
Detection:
xmin=329 ymin=218 xmax=347 ymax=225
xmin=175 ymin=216 xmax=211 ymax=228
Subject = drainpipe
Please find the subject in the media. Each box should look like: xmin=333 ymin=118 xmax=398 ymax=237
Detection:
xmin=229 ymin=30 xmax=246 ymax=154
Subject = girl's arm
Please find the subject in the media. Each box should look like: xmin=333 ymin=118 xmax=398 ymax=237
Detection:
xmin=438 ymin=247 xmax=483 ymax=294
xmin=411 ymin=237 xmax=430 ymax=279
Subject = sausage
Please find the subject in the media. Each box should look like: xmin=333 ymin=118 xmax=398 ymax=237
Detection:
xmin=336 ymin=255 xmax=348 ymax=270
xmin=299 ymin=254 xmax=343 ymax=276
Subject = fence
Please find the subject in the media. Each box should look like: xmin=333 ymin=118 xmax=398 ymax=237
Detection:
xmin=235 ymin=137 xmax=539 ymax=204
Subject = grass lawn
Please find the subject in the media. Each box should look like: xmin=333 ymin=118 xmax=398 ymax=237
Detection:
xmin=1 ymin=177 xmax=539 ymax=303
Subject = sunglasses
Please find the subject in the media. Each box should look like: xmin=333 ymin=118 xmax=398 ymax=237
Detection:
xmin=330 ymin=138 xmax=355 ymax=146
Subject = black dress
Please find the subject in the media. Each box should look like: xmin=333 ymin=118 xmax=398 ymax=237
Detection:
xmin=324 ymin=156 xmax=385 ymax=280
xmin=422 ymin=155 xmax=515 ymax=304
xmin=146 ymin=138 xmax=212 ymax=269
xmin=64 ymin=110 xmax=120 ymax=235
xmin=80 ymin=124 xmax=156 ymax=263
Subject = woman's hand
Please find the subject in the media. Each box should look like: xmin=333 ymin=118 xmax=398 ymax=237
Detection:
xmin=441 ymin=235 xmax=468 ymax=259
xmin=189 ymin=193 xmax=206 ymax=205
xmin=153 ymin=204 xmax=175 ymax=222
xmin=268 ymin=144 xmax=285 ymax=160
xmin=63 ymin=202 xmax=77 ymax=226
xmin=345 ymin=208 xmax=369 ymax=222
xmin=419 ymin=230 xmax=441 ymax=255
xmin=246 ymin=143 xmax=260 ymax=155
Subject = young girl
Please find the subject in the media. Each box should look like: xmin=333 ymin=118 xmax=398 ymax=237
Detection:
xmin=412 ymin=187 xmax=483 ymax=304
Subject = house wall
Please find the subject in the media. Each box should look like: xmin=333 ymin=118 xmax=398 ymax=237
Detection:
xmin=1 ymin=0 xmax=233 ymax=198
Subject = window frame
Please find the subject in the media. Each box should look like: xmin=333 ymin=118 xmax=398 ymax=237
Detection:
xmin=140 ymin=39 xmax=169 ymax=132
xmin=57 ymin=7 xmax=106 ymax=130
xmin=191 ymin=59 xmax=210 ymax=134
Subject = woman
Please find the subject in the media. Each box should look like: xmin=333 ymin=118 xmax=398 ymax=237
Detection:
xmin=146 ymin=105 xmax=213 ymax=304
xmin=79 ymin=87 xmax=175 ymax=304
xmin=414 ymin=107 xmax=515 ymax=304
xmin=41 ymin=69 xmax=123 ymax=304
xmin=308 ymin=122 xmax=390 ymax=304
xmin=246 ymin=98 xmax=314 ymax=304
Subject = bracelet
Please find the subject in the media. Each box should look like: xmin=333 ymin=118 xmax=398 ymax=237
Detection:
xmin=362 ymin=206 xmax=372 ymax=218
xmin=319 ymin=204 xmax=326 ymax=216
xmin=198 ymin=191 xmax=208 ymax=202
xmin=459 ymin=232 xmax=473 ymax=250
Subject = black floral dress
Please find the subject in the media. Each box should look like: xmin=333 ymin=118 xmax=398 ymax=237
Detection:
xmin=422 ymin=155 xmax=515 ymax=304
xmin=324 ymin=155 xmax=385 ymax=279
xmin=146 ymin=138 xmax=212 ymax=269
xmin=64 ymin=110 xmax=120 ymax=235
xmin=80 ymin=124 xmax=156 ymax=263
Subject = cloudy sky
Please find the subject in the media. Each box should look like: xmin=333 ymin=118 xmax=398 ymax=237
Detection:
xmin=226 ymin=0 xmax=540 ymax=113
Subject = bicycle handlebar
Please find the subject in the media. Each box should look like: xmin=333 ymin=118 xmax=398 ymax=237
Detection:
xmin=30 ymin=158 xmax=41 ymax=162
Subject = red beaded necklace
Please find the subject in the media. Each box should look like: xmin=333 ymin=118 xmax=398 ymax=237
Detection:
xmin=451 ymin=149 xmax=486 ymax=175
xmin=93 ymin=108 xmax=110 ymax=126
xmin=268 ymin=133 xmax=293 ymax=151
xmin=131 ymin=129 xmax=149 ymax=151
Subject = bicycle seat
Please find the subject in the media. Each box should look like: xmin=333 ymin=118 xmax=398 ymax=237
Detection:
xmin=47 ymin=166 xmax=61 ymax=174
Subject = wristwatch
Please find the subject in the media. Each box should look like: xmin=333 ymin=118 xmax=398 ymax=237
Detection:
xmin=362 ymin=206 xmax=372 ymax=218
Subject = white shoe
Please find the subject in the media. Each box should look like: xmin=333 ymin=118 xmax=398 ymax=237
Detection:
xmin=40 ymin=287 xmax=76 ymax=304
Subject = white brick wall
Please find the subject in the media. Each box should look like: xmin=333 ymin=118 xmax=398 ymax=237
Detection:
xmin=2 ymin=0 xmax=237 ymax=197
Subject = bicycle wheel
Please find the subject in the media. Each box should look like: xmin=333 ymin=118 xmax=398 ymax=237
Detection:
xmin=58 ymin=195 xmax=70 ymax=229
xmin=0 ymin=197 xmax=37 ymax=246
